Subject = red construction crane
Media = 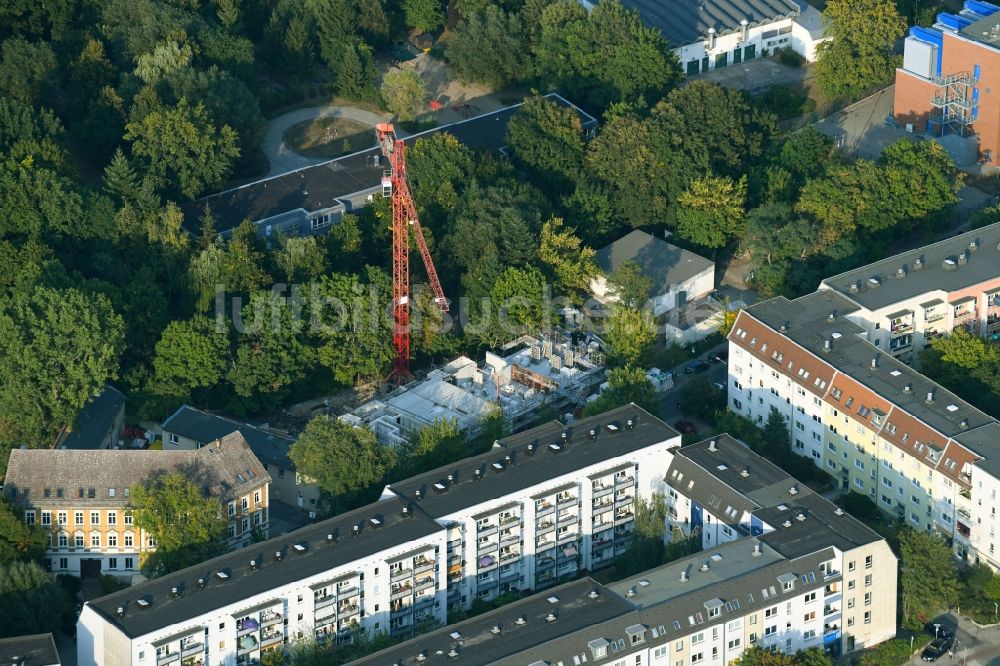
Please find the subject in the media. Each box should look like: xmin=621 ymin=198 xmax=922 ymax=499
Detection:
xmin=375 ymin=123 xmax=449 ymax=383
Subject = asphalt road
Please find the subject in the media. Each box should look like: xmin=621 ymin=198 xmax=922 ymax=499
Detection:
xmin=906 ymin=613 xmax=1000 ymax=666
xmin=657 ymin=341 xmax=730 ymax=436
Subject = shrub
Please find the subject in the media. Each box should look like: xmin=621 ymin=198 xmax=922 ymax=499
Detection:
xmin=858 ymin=639 xmax=916 ymax=666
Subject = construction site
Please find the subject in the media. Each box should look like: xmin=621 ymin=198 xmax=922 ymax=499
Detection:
xmin=340 ymin=331 xmax=607 ymax=446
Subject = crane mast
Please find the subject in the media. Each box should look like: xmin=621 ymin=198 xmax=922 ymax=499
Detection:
xmin=375 ymin=123 xmax=449 ymax=383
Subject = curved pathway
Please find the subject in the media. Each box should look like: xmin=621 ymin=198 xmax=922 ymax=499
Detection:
xmin=262 ymin=105 xmax=398 ymax=177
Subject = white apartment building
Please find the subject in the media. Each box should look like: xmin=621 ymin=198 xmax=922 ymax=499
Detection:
xmin=77 ymin=405 xmax=681 ymax=666
xmin=818 ymin=221 xmax=1000 ymax=365
xmin=355 ymin=437 xmax=897 ymax=666
xmin=726 ymin=290 xmax=1000 ymax=570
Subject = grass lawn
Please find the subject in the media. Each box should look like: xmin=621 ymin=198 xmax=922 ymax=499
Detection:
xmin=284 ymin=117 xmax=377 ymax=159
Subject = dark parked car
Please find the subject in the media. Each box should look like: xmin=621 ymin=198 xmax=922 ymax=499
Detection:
xmin=711 ymin=351 xmax=728 ymax=363
xmin=674 ymin=419 xmax=698 ymax=435
xmin=684 ymin=360 xmax=710 ymax=374
xmin=922 ymin=638 xmax=953 ymax=662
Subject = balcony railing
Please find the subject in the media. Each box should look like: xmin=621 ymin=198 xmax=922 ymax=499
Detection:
xmin=390 ymin=585 xmax=412 ymax=601
xmin=315 ymin=595 xmax=336 ymax=610
xmin=500 ymin=532 xmax=520 ymax=545
xmin=500 ymin=551 xmax=520 ymax=563
xmin=536 ymin=502 xmax=555 ymax=518
xmin=593 ymin=485 xmax=614 ymax=500
xmin=259 ymin=632 xmax=283 ymax=648
xmin=500 ymin=515 xmax=521 ymax=527
xmin=614 ymin=496 xmax=635 ymax=509
xmin=615 ymin=476 xmax=635 ymax=488
xmin=261 ymin=612 xmax=283 ymax=627
xmin=478 ymin=525 xmax=498 ymax=538
xmin=557 ymin=495 xmax=578 ymax=508
xmin=414 ymin=576 xmax=435 ymax=592
xmin=181 ymin=642 xmax=205 ymax=658
xmin=157 ymin=653 xmax=181 ymax=666
xmin=390 ymin=568 xmax=413 ymax=582
xmin=413 ymin=559 xmax=435 ymax=575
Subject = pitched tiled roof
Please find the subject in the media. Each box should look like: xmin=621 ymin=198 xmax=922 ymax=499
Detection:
xmin=59 ymin=385 xmax=125 ymax=450
xmin=162 ymin=405 xmax=295 ymax=469
xmin=4 ymin=432 xmax=269 ymax=506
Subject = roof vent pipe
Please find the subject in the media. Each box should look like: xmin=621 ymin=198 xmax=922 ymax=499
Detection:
xmin=740 ymin=18 xmax=749 ymax=41
xmin=903 ymin=384 xmax=912 ymax=394
xmin=708 ymin=440 xmax=718 ymax=452
xmin=824 ymin=339 xmax=832 ymax=352
xmin=870 ymin=358 xmax=878 ymax=370
xmin=680 ymin=570 xmax=688 ymax=582
xmin=926 ymin=391 xmax=935 ymax=404
xmin=958 ymin=251 xmax=969 ymax=265
xmin=914 ymin=257 xmax=923 ymax=269
xmin=753 ymin=543 xmax=762 ymax=556
xmin=707 ymin=26 xmax=717 ymax=49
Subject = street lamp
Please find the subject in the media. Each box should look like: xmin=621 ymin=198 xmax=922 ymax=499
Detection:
xmin=934 ymin=623 xmax=941 ymax=639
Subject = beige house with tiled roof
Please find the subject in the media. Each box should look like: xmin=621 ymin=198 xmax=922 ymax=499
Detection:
xmin=3 ymin=432 xmax=270 ymax=578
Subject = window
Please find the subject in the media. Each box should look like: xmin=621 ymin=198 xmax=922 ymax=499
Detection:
xmin=91 ymin=511 xmax=100 ymax=526
xmin=241 ymin=517 xmax=249 ymax=533
xmin=24 ymin=511 xmax=35 ymax=525
xmin=124 ymin=511 xmax=132 ymax=526
xmin=254 ymin=490 xmax=261 ymax=504
xmin=847 ymin=617 xmax=855 ymax=627
xmin=109 ymin=557 xmax=117 ymax=569
xmin=57 ymin=533 xmax=68 ymax=548
xmin=692 ymin=654 xmax=704 ymax=665
xmin=804 ymin=592 xmax=816 ymax=603
xmin=864 ymin=592 xmax=872 ymax=606
xmin=865 ymin=555 xmax=873 ymax=569
xmin=74 ymin=533 xmax=84 ymax=548
xmin=125 ymin=557 xmax=134 ymax=569
xmin=108 ymin=533 xmax=118 ymax=547
xmin=765 ymin=607 xmax=778 ymax=619
xmin=242 ymin=497 xmax=249 ymax=511
xmin=692 ymin=633 xmax=704 ymax=645
xmin=168 ymin=433 xmax=178 ymax=445
xmin=803 ymin=611 xmax=816 ymax=622
xmin=41 ymin=511 xmax=50 ymax=526
xmin=655 ymin=647 xmax=668 ymax=659
xmin=59 ymin=557 xmax=67 ymax=569
xmin=848 ymin=561 xmax=856 ymax=572
xmin=228 ymin=502 xmax=236 ymax=517
xmin=74 ymin=511 xmax=83 ymax=526
xmin=728 ymin=638 xmax=742 ymax=650
xmin=676 ymin=640 xmax=684 ymax=652
xmin=848 ymin=598 xmax=855 ymax=609
xmin=864 ymin=611 xmax=871 ymax=624
xmin=124 ymin=533 xmax=133 ymax=548
xmin=764 ymin=625 xmax=777 ymax=637
xmin=90 ymin=533 xmax=100 ymax=548
xmin=108 ymin=511 xmax=117 ymax=526
xmin=803 ymin=630 xmax=816 ymax=640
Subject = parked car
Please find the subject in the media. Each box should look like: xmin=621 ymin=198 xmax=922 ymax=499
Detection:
xmin=684 ymin=360 xmax=710 ymax=374
xmin=921 ymin=638 xmax=953 ymax=662
xmin=674 ymin=419 xmax=698 ymax=435
xmin=711 ymin=350 xmax=728 ymax=363
xmin=712 ymin=382 xmax=725 ymax=392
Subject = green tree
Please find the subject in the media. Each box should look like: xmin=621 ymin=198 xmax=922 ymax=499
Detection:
xmin=899 ymin=528 xmax=960 ymax=629
xmin=761 ymin=407 xmax=790 ymax=457
xmin=402 ymin=0 xmax=445 ymax=31
xmin=985 ymin=573 xmax=1000 ymax=602
xmin=538 ymin=217 xmax=597 ymax=294
xmin=216 ymin=0 xmax=240 ymax=28
xmin=582 ymin=364 xmax=658 ymax=416
xmin=0 ymin=37 xmax=56 ymax=105
xmin=879 ymin=139 xmax=961 ymax=221
xmin=407 ymin=133 xmax=474 ymax=216
xmin=0 ymin=286 xmax=124 ymax=452
xmin=399 ymin=418 xmax=468 ymax=476
xmin=814 ymin=0 xmax=905 ymax=98
xmin=931 ymin=326 xmax=1000 ymax=369
xmin=273 ymin=234 xmax=327 ymax=283
xmin=125 ymin=97 xmax=240 ymax=199
xmin=607 ymin=260 xmax=653 ymax=310
xmin=380 ymin=69 xmax=426 ymax=123
xmin=797 ymin=648 xmax=834 ymax=666
xmin=447 ymin=6 xmax=530 ymax=89
xmin=676 ymin=175 xmax=747 ymax=249
xmin=309 ymin=269 xmax=395 ymax=384
xmin=615 ymin=493 xmax=666 ymax=576
xmin=468 ymin=266 xmax=550 ymax=348
xmin=289 ymin=415 xmax=396 ymax=497
xmin=130 ymin=472 xmax=228 ymax=576
xmin=737 ymin=647 xmax=798 ymax=666
xmin=604 ymin=306 xmax=656 ymax=365
xmin=134 ymin=39 xmax=194 ymax=84
xmin=151 ymin=316 xmax=231 ymax=398
xmin=0 ymin=498 xmax=48 ymax=565
xmin=678 ymin=375 xmax=725 ymax=421
xmin=223 ymin=219 xmax=273 ymax=293
xmin=506 ymin=95 xmax=585 ymax=185
xmin=337 ymin=41 xmax=378 ymax=100
xmin=0 ymin=97 xmax=67 ymax=170
xmin=0 ymin=560 xmax=73 ymax=638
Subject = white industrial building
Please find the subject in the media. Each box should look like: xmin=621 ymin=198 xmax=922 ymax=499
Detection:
xmin=341 ymin=332 xmax=607 ymax=446
xmin=605 ymin=0 xmax=828 ymax=76
xmin=77 ymin=405 xmax=680 ymax=666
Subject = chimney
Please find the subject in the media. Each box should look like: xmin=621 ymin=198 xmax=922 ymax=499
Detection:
xmin=740 ymin=18 xmax=749 ymax=41
xmin=680 ymin=570 xmax=688 ymax=582
xmin=327 ymin=532 xmax=335 ymax=542
xmin=626 ymin=418 xmax=635 ymax=430
xmin=870 ymin=358 xmax=878 ymax=370
xmin=753 ymin=543 xmax=762 ymax=556
xmin=958 ymin=251 xmax=969 ymax=265
xmin=823 ymin=339 xmax=832 ymax=352
xmin=707 ymin=26 xmax=717 ymax=49
xmin=828 ymin=311 xmax=836 ymax=321
xmin=926 ymin=391 xmax=935 ymax=404
xmin=526 ymin=443 xmax=535 ymax=455
xmin=903 ymin=384 xmax=912 ymax=394
xmin=708 ymin=440 xmax=718 ymax=452
xmin=589 ymin=428 xmax=598 ymax=440
xmin=415 ymin=489 xmax=423 ymax=501
xmin=914 ymin=257 xmax=923 ymax=269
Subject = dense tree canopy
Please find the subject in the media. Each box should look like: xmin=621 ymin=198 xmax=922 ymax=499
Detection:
xmin=815 ymin=0 xmax=906 ymax=98
xmin=289 ymin=415 xmax=396 ymax=500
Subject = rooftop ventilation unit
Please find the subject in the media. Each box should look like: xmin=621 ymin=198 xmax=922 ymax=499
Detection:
xmin=868 ymin=277 xmax=881 ymax=288
xmin=327 ymin=532 xmax=336 ymax=542
xmin=505 ymin=454 xmax=514 ymax=465
xmin=369 ymin=518 xmax=383 ymax=528
xmin=700 ymin=563 xmax=710 ymax=572
xmin=448 ymin=648 xmax=459 ymax=658
xmin=491 ymin=625 xmax=501 ymax=635
xmin=492 ymin=462 xmax=505 ymax=472
xmin=958 ymin=251 xmax=969 ymax=265
xmin=415 ymin=489 xmax=423 ymax=500
xmin=549 ymin=443 xmax=562 ymax=453
xmin=515 ymin=616 xmax=527 ymax=626
xmin=828 ymin=311 xmax=836 ymax=320
xmin=796 ymin=512 xmax=807 ymax=522
xmin=903 ymin=384 xmax=912 ymax=394
xmin=197 ymin=577 xmax=207 ymax=589
xmin=352 ymin=525 xmax=360 ymax=537
xmin=823 ymin=339 xmax=832 ymax=352
xmin=116 ymin=606 xmax=125 ymax=617
xmin=588 ymin=589 xmax=600 ymax=599
xmin=526 ymin=443 xmax=535 ymax=456
xmin=679 ymin=570 xmax=688 ymax=582
xmin=447 ymin=474 xmax=455 ymax=484
xmin=789 ymin=484 xmax=799 ymax=495
xmin=171 ymin=586 xmax=181 ymax=598
xmin=970 ymin=239 xmax=980 ymax=252
xmin=136 ymin=598 xmax=150 ymax=609
xmin=474 ymin=468 xmax=484 ymax=480
xmin=926 ymin=391 xmax=935 ymax=404
xmin=216 ymin=570 xmax=229 ymax=581
xmin=626 ymin=587 xmax=637 ymax=598
xmin=589 ymin=428 xmax=597 ymax=440
xmin=834 ymin=508 xmax=845 ymax=516
xmin=782 ymin=520 xmax=793 ymax=528
xmin=914 ymin=257 xmax=923 ymax=269
xmin=546 ymin=612 xmax=558 ymax=622
xmin=960 ymin=419 xmax=969 ymax=429
xmin=400 ymin=507 xmax=410 ymax=519
xmin=753 ymin=543 xmax=762 ymax=557
xmin=250 ymin=559 xmax=258 ymax=571
xmin=740 ymin=467 xmax=750 ymax=478
xmin=708 ymin=440 xmax=717 ymax=452
xmin=897 ymin=266 xmax=906 ymax=278
xmin=944 ymin=258 xmax=957 ymax=270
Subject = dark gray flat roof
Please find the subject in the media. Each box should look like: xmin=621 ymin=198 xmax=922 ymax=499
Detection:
xmin=955 ymin=423 xmax=1000 ymax=478
xmin=357 ymin=542 xmax=836 ymax=665
xmin=60 ymin=385 xmax=124 ymax=450
xmin=0 ymin=633 xmax=60 ymax=666
xmin=353 ymin=578 xmax=634 ymax=666
xmin=820 ymin=222 xmax=1000 ymax=311
xmin=387 ymin=405 xmax=678 ymax=518
xmin=743 ymin=292 xmax=995 ymax=440
xmin=86 ymin=497 xmax=442 ymax=639
xmin=672 ymin=436 xmax=883 ymax=559
xmin=184 ymin=93 xmax=597 ymax=234
xmin=162 ymin=405 xmax=295 ymax=470
xmin=596 ymin=230 xmax=714 ymax=294
xmin=619 ymin=0 xmax=799 ymax=46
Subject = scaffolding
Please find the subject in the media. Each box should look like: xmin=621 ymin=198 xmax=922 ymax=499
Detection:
xmin=929 ymin=71 xmax=977 ymax=137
